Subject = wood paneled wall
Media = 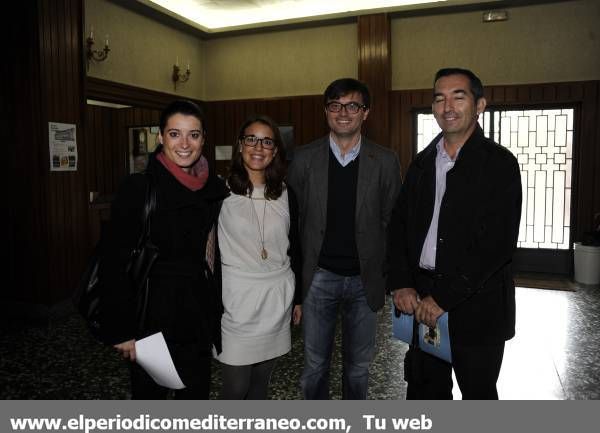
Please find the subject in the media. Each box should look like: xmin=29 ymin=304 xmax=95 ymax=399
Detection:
xmin=358 ymin=14 xmax=391 ymax=147
xmin=84 ymin=104 xmax=164 ymax=247
xmin=205 ymin=96 xmax=328 ymax=177
xmin=5 ymin=0 xmax=86 ymax=306
xmin=85 ymin=104 xmax=163 ymax=195
xmin=389 ymin=80 xmax=600 ymax=240
xmin=4 ymin=0 xmax=39 ymax=307
xmin=85 ymin=105 xmax=124 ymax=197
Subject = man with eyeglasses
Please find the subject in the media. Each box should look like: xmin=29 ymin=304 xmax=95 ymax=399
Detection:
xmin=288 ymin=78 xmax=401 ymax=399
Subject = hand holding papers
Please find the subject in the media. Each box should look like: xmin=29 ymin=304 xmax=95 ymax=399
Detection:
xmin=419 ymin=313 xmax=451 ymax=362
xmin=135 ymin=332 xmax=185 ymax=389
xmin=392 ymin=307 xmax=414 ymax=343
xmin=392 ymin=306 xmax=452 ymax=363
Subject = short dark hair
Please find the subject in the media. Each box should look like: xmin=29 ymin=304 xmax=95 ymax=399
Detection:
xmin=434 ymin=68 xmax=484 ymax=102
xmin=324 ymin=78 xmax=371 ymax=108
xmin=227 ymin=115 xmax=287 ymax=200
xmin=159 ymin=100 xmax=205 ymax=135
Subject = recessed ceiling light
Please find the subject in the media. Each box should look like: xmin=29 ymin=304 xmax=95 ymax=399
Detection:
xmin=141 ymin=0 xmax=447 ymax=32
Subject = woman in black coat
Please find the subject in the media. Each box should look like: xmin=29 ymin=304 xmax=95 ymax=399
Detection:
xmin=99 ymin=100 xmax=228 ymax=399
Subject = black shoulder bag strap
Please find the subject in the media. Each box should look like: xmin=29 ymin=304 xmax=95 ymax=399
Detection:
xmin=139 ymin=172 xmax=157 ymax=248
xmin=127 ymin=172 xmax=158 ymax=331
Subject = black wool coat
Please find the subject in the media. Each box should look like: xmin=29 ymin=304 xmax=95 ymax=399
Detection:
xmin=99 ymin=153 xmax=229 ymax=356
xmin=387 ymin=126 xmax=522 ymax=345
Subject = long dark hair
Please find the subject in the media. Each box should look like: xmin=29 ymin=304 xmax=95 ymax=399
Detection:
xmin=227 ymin=115 xmax=286 ymax=200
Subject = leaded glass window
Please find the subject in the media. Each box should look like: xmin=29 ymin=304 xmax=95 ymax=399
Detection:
xmin=415 ymin=108 xmax=574 ymax=250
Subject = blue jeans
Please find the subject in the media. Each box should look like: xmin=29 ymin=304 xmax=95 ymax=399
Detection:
xmin=300 ymin=268 xmax=377 ymax=399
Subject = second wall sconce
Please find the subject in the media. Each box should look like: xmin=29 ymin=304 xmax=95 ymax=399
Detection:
xmin=86 ymin=27 xmax=110 ymax=70
xmin=172 ymin=58 xmax=191 ymax=90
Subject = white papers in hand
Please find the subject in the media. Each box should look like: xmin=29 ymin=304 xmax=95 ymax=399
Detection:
xmin=135 ymin=332 xmax=185 ymax=389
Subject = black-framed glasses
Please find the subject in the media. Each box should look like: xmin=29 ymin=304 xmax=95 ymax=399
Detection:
xmin=325 ymin=101 xmax=367 ymax=114
xmin=240 ymin=135 xmax=276 ymax=150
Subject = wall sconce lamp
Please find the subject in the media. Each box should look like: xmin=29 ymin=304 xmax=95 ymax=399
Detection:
xmin=86 ymin=27 xmax=110 ymax=70
xmin=172 ymin=58 xmax=191 ymax=90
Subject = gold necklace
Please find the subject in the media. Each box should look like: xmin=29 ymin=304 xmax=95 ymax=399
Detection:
xmin=249 ymin=192 xmax=268 ymax=260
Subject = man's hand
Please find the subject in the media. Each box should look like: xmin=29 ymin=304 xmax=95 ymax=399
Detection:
xmin=415 ymin=296 xmax=444 ymax=328
xmin=392 ymin=287 xmax=419 ymax=315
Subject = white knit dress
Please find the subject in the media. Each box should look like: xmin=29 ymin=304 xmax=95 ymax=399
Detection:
xmin=215 ymin=185 xmax=295 ymax=366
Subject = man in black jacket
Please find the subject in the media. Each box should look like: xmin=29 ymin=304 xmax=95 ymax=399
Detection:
xmin=388 ymin=68 xmax=522 ymax=399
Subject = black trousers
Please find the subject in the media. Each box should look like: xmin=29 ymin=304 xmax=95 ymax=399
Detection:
xmin=405 ymin=342 xmax=505 ymax=400
xmin=130 ymin=342 xmax=212 ymax=399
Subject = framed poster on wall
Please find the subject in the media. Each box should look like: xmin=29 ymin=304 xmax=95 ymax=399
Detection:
xmin=129 ymin=126 xmax=159 ymax=173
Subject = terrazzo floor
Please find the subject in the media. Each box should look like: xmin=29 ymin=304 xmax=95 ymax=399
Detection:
xmin=1 ymin=285 xmax=599 ymax=400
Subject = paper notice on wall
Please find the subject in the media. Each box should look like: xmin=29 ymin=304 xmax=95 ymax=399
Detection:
xmin=215 ymin=146 xmax=232 ymax=161
xmin=135 ymin=332 xmax=185 ymax=389
xmin=49 ymin=122 xmax=77 ymax=171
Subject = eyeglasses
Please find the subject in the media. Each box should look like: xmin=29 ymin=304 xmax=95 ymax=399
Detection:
xmin=325 ymin=101 xmax=367 ymax=114
xmin=240 ymin=135 xmax=276 ymax=150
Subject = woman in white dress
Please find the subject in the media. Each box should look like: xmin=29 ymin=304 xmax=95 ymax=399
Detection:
xmin=216 ymin=115 xmax=302 ymax=399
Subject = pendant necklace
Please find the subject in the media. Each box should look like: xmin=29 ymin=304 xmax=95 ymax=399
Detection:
xmin=250 ymin=192 xmax=268 ymax=260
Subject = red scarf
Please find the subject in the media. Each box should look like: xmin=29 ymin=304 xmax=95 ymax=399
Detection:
xmin=157 ymin=152 xmax=209 ymax=191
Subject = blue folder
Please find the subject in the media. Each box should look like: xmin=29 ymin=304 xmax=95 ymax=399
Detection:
xmin=392 ymin=307 xmax=452 ymax=363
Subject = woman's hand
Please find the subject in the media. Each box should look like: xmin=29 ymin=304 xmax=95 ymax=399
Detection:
xmin=114 ymin=339 xmax=136 ymax=361
xmin=292 ymin=305 xmax=302 ymax=325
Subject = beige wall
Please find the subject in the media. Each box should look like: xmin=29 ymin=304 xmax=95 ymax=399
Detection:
xmin=391 ymin=0 xmax=600 ymax=90
xmin=203 ymin=24 xmax=357 ymax=100
xmin=86 ymin=0 xmax=599 ymax=99
xmin=85 ymin=0 xmax=205 ymax=98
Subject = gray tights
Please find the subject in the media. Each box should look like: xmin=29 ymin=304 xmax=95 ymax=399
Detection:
xmin=220 ymin=358 xmax=277 ymax=400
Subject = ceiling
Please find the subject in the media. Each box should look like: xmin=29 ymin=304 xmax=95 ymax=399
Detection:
xmin=127 ymin=0 xmax=568 ymax=35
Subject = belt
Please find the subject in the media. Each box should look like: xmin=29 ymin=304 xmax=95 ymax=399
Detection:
xmin=418 ymin=268 xmax=443 ymax=280
xmin=415 ymin=268 xmax=442 ymax=292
